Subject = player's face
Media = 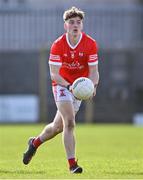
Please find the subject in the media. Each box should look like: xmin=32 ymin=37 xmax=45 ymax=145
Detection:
xmin=64 ymin=17 xmax=83 ymax=37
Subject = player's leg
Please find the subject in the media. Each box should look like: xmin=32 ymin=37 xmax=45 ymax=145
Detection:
xmin=57 ymin=101 xmax=75 ymax=159
xmin=23 ymin=111 xmax=63 ymax=165
xmin=36 ymin=111 xmax=63 ymax=143
xmin=56 ymin=101 xmax=82 ymax=173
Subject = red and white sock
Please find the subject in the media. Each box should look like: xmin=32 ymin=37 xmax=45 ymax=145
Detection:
xmin=32 ymin=137 xmax=43 ymax=148
xmin=68 ymin=158 xmax=76 ymax=168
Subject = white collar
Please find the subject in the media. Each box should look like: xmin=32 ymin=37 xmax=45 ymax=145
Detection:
xmin=66 ymin=33 xmax=82 ymax=49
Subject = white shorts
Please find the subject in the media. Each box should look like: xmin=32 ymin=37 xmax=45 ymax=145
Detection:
xmin=52 ymin=85 xmax=82 ymax=112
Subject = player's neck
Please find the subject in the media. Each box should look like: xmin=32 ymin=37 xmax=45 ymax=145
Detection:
xmin=68 ymin=33 xmax=82 ymax=46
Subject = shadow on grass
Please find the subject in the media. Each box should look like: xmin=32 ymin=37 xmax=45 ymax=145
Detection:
xmin=0 ymin=169 xmax=46 ymax=174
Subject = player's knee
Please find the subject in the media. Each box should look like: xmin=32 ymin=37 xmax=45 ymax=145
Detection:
xmin=68 ymin=121 xmax=75 ymax=130
xmin=65 ymin=119 xmax=75 ymax=131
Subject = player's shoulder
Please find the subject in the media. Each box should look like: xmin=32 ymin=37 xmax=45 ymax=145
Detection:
xmin=83 ymin=32 xmax=99 ymax=51
xmin=50 ymin=34 xmax=65 ymax=51
xmin=53 ymin=34 xmax=66 ymax=46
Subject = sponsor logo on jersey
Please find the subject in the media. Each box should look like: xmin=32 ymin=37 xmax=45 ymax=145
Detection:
xmin=63 ymin=61 xmax=84 ymax=70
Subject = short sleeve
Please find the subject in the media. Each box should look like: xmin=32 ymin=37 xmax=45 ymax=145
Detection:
xmin=49 ymin=42 xmax=62 ymax=66
xmin=88 ymin=40 xmax=98 ymax=66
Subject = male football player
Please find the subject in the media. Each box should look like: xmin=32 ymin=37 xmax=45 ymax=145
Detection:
xmin=23 ymin=6 xmax=99 ymax=174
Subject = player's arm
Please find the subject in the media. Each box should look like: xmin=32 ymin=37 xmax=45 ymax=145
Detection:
xmin=49 ymin=41 xmax=70 ymax=89
xmin=88 ymin=64 xmax=99 ymax=97
xmin=49 ymin=64 xmax=70 ymax=88
xmin=88 ymin=64 xmax=99 ymax=88
xmin=87 ymin=40 xmax=99 ymax=96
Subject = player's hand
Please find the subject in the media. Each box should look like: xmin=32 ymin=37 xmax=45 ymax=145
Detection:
xmin=93 ymin=87 xmax=97 ymax=97
xmin=67 ymin=84 xmax=81 ymax=100
xmin=92 ymin=84 xmax=98 ymax=98
xmin=66 ymin=84 xmax=72 ymax=92
xmin=89 ymin=87 xmax=96 ymax=100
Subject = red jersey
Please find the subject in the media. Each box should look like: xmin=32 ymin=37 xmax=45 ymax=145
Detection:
xmin=49 ymin=32 xmax=98 ymax=85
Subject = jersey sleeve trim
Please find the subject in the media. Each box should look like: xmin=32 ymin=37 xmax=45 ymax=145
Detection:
xmin=89 ymin=54 xmax=98 ymax=61
xmin=88 ymin=61 xmax=98 ymax=66
xmin=88 ymin=53 xmax=98 ymax=65
xmin=49 ymin=53 xmax=62 ymax=65
xmin=49 ymin=61 xmax=62 ymax=66
xmin=49 ymin=54 xmax=61 ymax=61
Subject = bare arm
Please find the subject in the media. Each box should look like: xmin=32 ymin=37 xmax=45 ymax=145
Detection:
xmin=88 ymin=64 xmax=99 ymax=96
xmin=49 ymin=64 xmax=70 ymax=87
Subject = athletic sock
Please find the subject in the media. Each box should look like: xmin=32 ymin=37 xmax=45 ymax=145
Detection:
xmin=68 ymin=158 xmax=76 ymax=168
xmin=32 ymin=137 xmax=43 ymax=148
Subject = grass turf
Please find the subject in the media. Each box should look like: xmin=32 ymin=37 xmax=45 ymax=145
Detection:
xmin=0 ymin=124 xmax=143 ymax=179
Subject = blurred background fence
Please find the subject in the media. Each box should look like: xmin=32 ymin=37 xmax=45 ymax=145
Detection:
xmin=0 ymin=6 xmax=143 ymax=50
xmin=0 ymin=3 xmax=143 ymax=124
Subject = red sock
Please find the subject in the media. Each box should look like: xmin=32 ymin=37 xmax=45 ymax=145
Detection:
xmin=68 ymin=158 xmax=76 ymax=168
xmin=32 ymin=137 xmax=43 ymax=148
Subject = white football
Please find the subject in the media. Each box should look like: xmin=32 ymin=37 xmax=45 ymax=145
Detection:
xmin=72 ymin=77 xmax=94 ymax=100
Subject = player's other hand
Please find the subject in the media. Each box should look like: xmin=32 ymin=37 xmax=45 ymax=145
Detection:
xmin=67 ymin=84 xmax=81 ymax=100
xmin=89 ymin=87 xmax=96 ymax=100
xmin=93 ymin=87 xmax=97 ymax=97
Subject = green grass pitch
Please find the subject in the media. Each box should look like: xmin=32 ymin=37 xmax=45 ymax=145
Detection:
xmin=0 ymin=124 xmax=143 ymax=179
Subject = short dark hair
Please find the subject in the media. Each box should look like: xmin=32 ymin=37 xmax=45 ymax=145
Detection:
xmin=63 ymin=6 xmax=85 ymax=21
